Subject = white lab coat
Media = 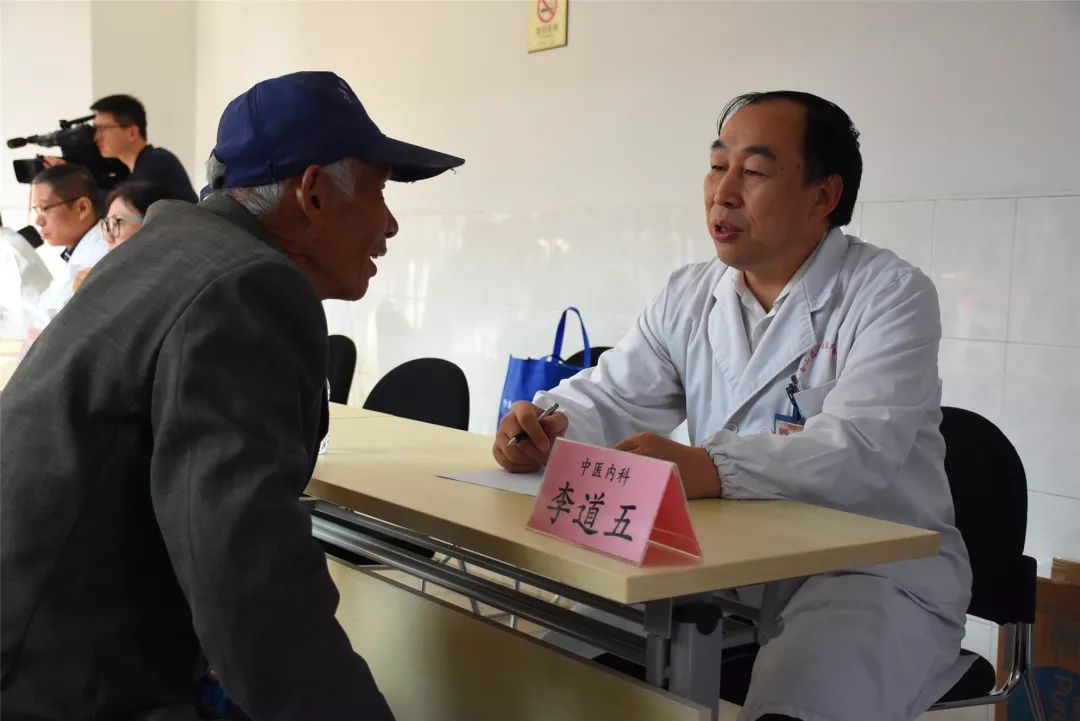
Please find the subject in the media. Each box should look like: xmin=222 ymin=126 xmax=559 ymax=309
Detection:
xmin=537 ymin=228 xmax=973 ymax=719
xmin=0 ymin=227 xmax=53 ymax=336
xmin=32 ymin=223 xmax=107 ymax=327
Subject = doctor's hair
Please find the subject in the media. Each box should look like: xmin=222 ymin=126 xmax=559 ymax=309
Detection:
xmin=204 ymin=154 xmax=358 ymax=218
xmin=718 ymin=91 xmax=862 ymax=229
xmin=91 ymin=94 xmax=148 ymax=138
xmin=32 ymin=164 xmax=102 ymax=216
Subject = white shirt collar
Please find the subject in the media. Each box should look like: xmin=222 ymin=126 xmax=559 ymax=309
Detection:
xmin=67 ymin=223 xmax=108 ymax=270
xmin=731 ymin=238 xmax=821 ymax=318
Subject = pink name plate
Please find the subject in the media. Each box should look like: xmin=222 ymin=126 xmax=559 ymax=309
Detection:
xmin=526 ymin=438 xmax=702 ymax=565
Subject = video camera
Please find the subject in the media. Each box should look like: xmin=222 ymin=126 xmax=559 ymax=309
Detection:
xmin=7 ymin=115 xmax=129 ymax=189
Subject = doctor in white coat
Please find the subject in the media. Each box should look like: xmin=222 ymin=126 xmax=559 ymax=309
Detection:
xmin=494 ymin=91 xmax=972 ymax=721
xmin=0 ymin=219 xmax=52 ymax=336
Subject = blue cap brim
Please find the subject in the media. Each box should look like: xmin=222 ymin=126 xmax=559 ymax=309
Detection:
xmin=362 ymin=135 xmax=465 ymax=183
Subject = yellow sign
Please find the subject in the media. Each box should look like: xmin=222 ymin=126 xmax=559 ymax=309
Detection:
xmin=528 ymin=0 xmax=567 ymax=53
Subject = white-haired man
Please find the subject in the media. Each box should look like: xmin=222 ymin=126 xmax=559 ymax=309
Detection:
xmin=1 ymin=71 xmax=463 ymax=720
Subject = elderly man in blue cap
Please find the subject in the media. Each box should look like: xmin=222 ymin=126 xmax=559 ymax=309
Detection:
xmin=1 ymin=71 xmax=463 ymax=721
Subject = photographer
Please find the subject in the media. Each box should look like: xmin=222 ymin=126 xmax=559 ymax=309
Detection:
xmin=30 ymin=164 xmax=107 ymax=321
xmin=45 ymin=94 xmax=197 ymax=204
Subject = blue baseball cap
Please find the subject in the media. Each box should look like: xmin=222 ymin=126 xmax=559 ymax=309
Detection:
xmin=209 ymin=71 xmax=464 ymax=189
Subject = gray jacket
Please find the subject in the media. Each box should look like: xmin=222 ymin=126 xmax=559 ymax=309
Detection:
xmin=1 ymin=194 xmax=393 ymax=720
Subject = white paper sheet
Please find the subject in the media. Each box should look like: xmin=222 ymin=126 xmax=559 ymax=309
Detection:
xmin=437 ymin=468 xmax=544 ymax=497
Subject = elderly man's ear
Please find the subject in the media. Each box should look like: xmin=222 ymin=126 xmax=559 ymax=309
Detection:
xmin=294 ymin=165 xmax=328 ymax=220
xmin=268 ymin=165 xmax=330 ymax=255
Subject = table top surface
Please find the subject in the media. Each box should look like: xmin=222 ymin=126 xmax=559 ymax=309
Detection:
xmin=0 ymin=337 xmax=23 ymax=357
xmin=307 ymin=410 xmax=939 ymax=604
xmin=329 ymin=402 xmax=384 ymax=420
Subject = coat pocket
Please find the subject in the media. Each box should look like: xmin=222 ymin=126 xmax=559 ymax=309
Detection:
xmin=793 ymin=379 xmax=838 ymax=418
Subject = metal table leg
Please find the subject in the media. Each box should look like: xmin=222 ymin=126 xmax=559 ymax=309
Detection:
xmin=669 ymin=600 xmax=724 ymax=721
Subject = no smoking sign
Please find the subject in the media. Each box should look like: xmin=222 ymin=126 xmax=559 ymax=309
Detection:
xmin=528 ymin=0 xmax=568 ymax=53
xmin=537 ymin=0 xmax=557 ymax=24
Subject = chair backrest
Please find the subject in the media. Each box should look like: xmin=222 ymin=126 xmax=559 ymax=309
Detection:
xmin=363 ymin=358 xmax=470 ymax=431
xmin=564 ymin=346 xmax=613 ymax=369
xmin=327 ymin=335 xmax=357 ymax=404
xmin=939 ymin=406 xmax=1034 ymax=624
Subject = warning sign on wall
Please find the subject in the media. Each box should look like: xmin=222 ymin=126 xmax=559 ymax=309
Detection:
xmin=527 ymin=0 xmax=568 ymax=53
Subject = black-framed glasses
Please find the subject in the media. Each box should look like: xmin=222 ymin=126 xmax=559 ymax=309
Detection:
xmin=31 ymin=197 xmax=79 ymax=216
xmin=99 ymin=214 xmax=144 ymax=238
xmin=93 ymin=123 xmax=130 ymax=135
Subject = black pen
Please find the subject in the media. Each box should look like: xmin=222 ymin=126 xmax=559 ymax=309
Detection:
xmin=506 ymin=403 xmax=560 ymax=448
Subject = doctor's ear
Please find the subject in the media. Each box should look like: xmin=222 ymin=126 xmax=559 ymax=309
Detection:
xmin=812 ymin=175 xmax=843 ymax=222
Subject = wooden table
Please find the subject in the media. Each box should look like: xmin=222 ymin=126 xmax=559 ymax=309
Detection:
xmin=0 ymin=359 xmax=16 ymax=392
xmin=307 ymin=409 xmax=940 ymax=719
xmin=329 ymin=402 xmax=386 ymax=420
xmin=0 ymin=337 xmax=23 ymax=358
xmin=329 ymin=559 xmax=709 ymax=721
xmin=0 ymin=337 xmax=23 ymax=391
xmin=309 ymin=414 xmax=938 ymax=604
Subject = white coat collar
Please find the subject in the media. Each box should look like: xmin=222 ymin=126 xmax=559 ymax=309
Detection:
xmin=798 ymin=226 xmax=848 ymax=313
xmin=708 ymin=226 xmax=848 ymax=414
xmin=710 ymin=226 xmax=847 ymax=311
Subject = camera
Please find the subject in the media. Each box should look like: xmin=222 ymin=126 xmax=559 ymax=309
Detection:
xmin=7 ymin=115 xmax=129 ymax=189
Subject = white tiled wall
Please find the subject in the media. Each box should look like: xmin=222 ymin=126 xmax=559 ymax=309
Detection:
xmin=326 ymin=192 xmax=1080 ymax=578
xmin=861 ymin=200 xmax=936 ymax=274
xmin=902 ymin=194 xmax=1080 ymax=574
xmin=932 ymin=199 xmax=1015 ymax=342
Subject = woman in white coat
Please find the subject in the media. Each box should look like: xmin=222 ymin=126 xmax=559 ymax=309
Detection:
xmin=495 ymin=92 xmax=972 ymax=721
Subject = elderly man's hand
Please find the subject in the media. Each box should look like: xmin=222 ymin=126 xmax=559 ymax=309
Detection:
xmin=614 ymin=432 xmax=722 ymax=499
xmin=492 ymin=401 xmax=569 ymax=473
xmin=41 ymin=156 xmax=66 ymax=168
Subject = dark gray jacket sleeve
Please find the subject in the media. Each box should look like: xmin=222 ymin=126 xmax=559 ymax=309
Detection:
xmin=148 ymin=259 xmax=394 ymax=720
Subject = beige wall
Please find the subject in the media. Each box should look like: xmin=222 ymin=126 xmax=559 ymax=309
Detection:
xmin=1 ymin=1 xmax=94 ymax=275
xmin=1 ymin=0 xmax=197 ymax=226
xmin=1 ymin=1 xmax=93 ymax=219
xmin=91 ymin=1 xmax=197 ymax=184
xmin=194 ymin=1 xmax=1080 ymax=219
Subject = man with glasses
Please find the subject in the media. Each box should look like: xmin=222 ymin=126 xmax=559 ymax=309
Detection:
xmin=29 ymin=164 xmax=107 ymax=321
xmin=45 ymin=94 xmax=197 ymax=203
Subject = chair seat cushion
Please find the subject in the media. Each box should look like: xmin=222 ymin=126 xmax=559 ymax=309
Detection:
xmin=937 ymin=650 xmax=997 ymax=703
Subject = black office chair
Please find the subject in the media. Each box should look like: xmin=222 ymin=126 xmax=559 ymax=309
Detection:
xmin=362 ymin=358 xmax=470 ymax=430
xmin=564 ymin=346 xmax=613 ymax=369
xmin=704 ymin=407 xmax=1047 ymax=718
xmin=318 ymin=358 xmax=470 ymax=569
xmin=595 ymin=407 xmax=1048 ymax=720
xmin=926 ymin=407 xmax=1045 ymax=718
xmin=326 ymin=334 xmax=357 ymax=404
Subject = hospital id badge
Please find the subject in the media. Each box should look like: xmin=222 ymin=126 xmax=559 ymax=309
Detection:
xmin=774 ymin=413 xmax=805 ymax=436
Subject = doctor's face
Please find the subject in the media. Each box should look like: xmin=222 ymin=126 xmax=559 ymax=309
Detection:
xmin=704 ymin=100 xmax=830 ymax=274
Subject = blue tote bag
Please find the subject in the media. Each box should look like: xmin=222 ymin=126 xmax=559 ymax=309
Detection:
xmin=497 ymin=307 xmax=592 ymax=425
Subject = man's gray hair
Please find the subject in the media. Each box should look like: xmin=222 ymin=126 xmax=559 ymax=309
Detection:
xmin=204 ymin=154 xmax=357 ymax=218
